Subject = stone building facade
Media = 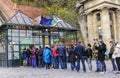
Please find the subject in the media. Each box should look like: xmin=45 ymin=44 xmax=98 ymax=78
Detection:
xmin=77 ymin=0 xmax=120 ymax=48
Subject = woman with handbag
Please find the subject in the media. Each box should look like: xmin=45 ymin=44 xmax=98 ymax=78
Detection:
xmin=98 ymin=41 xmax=107 ymax=74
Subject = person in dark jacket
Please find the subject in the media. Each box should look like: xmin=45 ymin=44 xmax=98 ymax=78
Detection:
xmin=84 ymin=44 xmax=93 ymax=72
xmin=57 ymin=42 xmax=67 ymax=69
xmin=98 ymin=41 xmax=106 ymax=73
xmin=37 ymin=46 xmax=44 ymax=67
xmin=69 ymin=45 xmax=76 ymax=71
xmin=36 ymin=48 xmax=39 ymax=67
xmin=109 ymin=41 xmax=117 ymax=71
xmin=26 ymin=48 xmax=31 ymax=66
xmin=92 ymin=39 xmax=101 ymax=72
xmin=74 ymin=41 xmax=86 ymax=72
xmin=22 ymin=48 xmax=27 ymax=66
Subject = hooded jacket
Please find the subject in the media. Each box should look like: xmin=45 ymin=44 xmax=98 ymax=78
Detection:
xmin=52 ymin=46 xmax=58 ymax=56
xmin=112 ymin=43 xmax=120 ymax=58
xmin=43 ymin=48 xmax=52 ymax=63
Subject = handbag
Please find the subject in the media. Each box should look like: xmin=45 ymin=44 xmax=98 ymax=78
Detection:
xmin=104 ymin=49 xmax=109 ymax=56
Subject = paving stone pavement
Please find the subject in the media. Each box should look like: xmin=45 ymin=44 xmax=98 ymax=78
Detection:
xmin=0 ymin=61 xmax=120 ymax=78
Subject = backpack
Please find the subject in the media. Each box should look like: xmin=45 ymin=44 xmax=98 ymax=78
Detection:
xmin=38 ymin=48 xmax=43 ymax=56
xmin=70 ymin=54 xmax=76 ymax=63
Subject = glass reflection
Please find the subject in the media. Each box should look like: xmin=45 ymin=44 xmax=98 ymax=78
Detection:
xmin=33 ymin=38 xmax=39 ymax=44
xmin=20 ymin=30 xmax=26 ymax=37
xmin=27 ymin=30 xmax=32 ymax=37
xmin=14 ymin=52 xmax=19 ymax=59
xmin=8 ymin=29 xmax=11 ymax=36
xmin=12 ymin=37 xmax=19 ymax=44
xmin=12 ymin=29 xmax=18 ymax=36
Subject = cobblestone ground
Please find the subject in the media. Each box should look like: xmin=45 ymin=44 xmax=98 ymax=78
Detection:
xmin=0 ymin=61 xmax=120 ymax=78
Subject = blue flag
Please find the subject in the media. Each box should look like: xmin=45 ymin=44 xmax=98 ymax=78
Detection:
xmin=40 ymin=16 xmax=53 ymax=26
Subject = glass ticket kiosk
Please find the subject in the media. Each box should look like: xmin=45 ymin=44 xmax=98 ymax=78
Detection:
xmin=0 ymin=11 xmax=78 ymax=67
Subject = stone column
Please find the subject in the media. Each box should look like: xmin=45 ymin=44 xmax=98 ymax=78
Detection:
xmin=93 ymin=13 xmax=98 ymax=39
xmin=79 ymin=15 xmax=88 ymax=46
xmin=87 ymin=13 xmax=94 ymax=44
xmin=112 ymin=11 xmax=117 ymax=42
xmin=101 ymin=7 xmax=111 ymax=49
xmin=116 ymin=10 xmax=120 ymax=42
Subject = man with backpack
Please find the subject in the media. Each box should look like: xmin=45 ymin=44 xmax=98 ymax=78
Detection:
xmin=37 ymin=46 xmax=44 ymax=67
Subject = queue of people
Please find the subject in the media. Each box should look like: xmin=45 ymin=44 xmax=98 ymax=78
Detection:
xmin=21 ymin=40 xmax=120 ymax=74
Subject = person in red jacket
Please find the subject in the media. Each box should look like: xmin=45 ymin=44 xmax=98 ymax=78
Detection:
xmin=52 ymin=43 xmax=59 ymax=69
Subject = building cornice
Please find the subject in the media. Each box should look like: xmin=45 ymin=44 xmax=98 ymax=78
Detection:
xmin=84 ymin=1 xmax=120 ymax=14
xmin=79 ymin=0 xmax=86 ymax=4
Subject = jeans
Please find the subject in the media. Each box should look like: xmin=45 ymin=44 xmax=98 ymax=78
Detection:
xmin=87 ymin=58 xmax=92 ymax=71
xmin=26 ymin=58 xmax=30 ymax=66
xmin=95 ymin=57 xmax=101 ymax=70
xmin=38 ymin=58 xmax=44 ymax=67
xmin=76 ymin=56 xmax=86 ymax=72
xmin=100 ymin=60 xmax=106 ymax=72
xmin=59 ymin=56 xmax=67 ymax=69
xmin=32 ymin=57 xmax=36 ymax=68
xmin=71 ymin=61 xmax=76 ymax=70
xmin=53 ymin=56 xmax=59 ymax=68
xmin=111 ymin=58 xmax=117 ymax=71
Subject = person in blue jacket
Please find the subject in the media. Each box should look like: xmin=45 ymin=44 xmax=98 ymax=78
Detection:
xmin=57 ymin=42 xmax=67 ymax=69
xmin=74 ymin=41 xmax=86 ymax=72
xmin=43 ymin=45 xmax=52 ymax=69
xmin=22 ymin=48 xmax=27 ymax=66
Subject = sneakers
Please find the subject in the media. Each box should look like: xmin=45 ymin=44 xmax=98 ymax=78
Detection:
xmin=88 ymin=70 xmax=92 ymax=73
xmin=99 ymin=72 xmax=104 ymax=74
xmin=95 ymin=69 xmax=100 ymax=72
xmin=99 ymin=72 xmax=105 ymax=74
xmin=113 ymin=71 xmax=117 ymax=74
xmin=116 ymin=72 xmax=120 ymax=74
xmin=99 ymin=71 xmax=107 ymax=74
xmin=104 ymin=71 xmax=107 ymax=73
